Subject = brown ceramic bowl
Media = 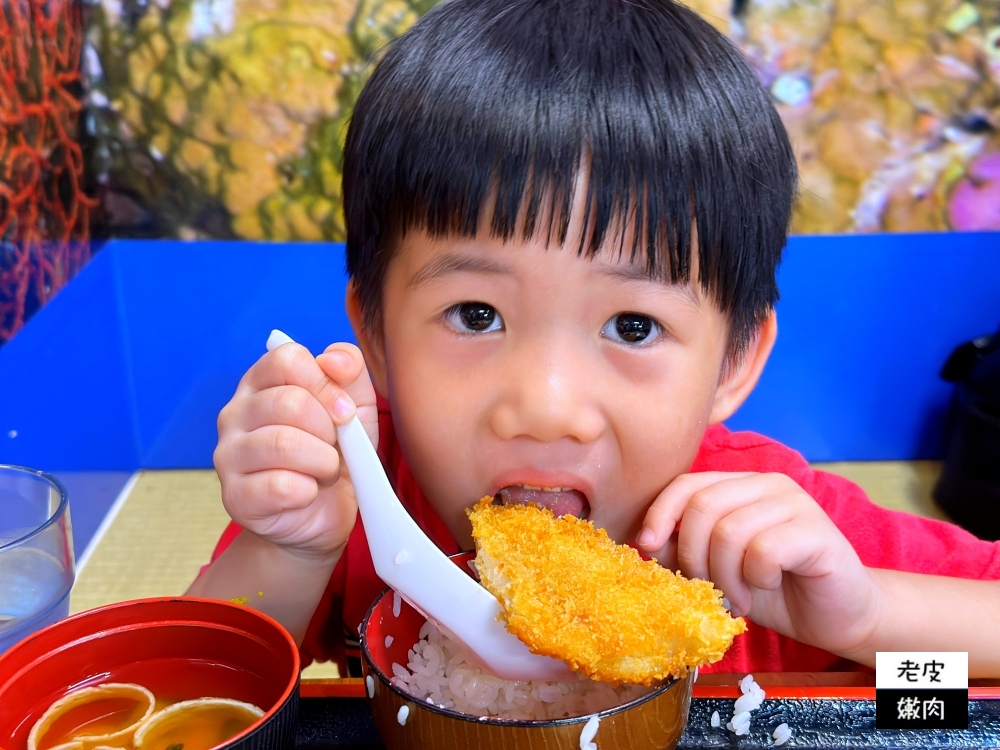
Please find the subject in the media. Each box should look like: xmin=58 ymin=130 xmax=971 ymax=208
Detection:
xmin=360 ymin=552 xmax=693 ymax=750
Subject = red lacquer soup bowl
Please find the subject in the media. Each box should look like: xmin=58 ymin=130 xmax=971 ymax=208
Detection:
xmin=0 ymin=598 xmax=299 ymax=750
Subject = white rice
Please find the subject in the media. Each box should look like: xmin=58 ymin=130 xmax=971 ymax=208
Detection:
xmin=390 ymin=620 xmax=651 ymax=721
xmin=734 ymin=691 xmax=763 ymax=715
xmin=773 ymin=722 xmax=792 ymax=745
xmin=366 ymin=675 xmax=375 ymax=698
xmin=726 ymin=710 xmax=752 ymax=735
xmin=397 ymin=705 xmax=409 ymax=725
xmin=385 ymin=635 xmax=394 ymax=648
xmin=710 ymin=710 xmax=720 ymax=728
xmin=392 ymin=591 xmax=401 ymax=617
xmin=724 ymin=674 xmax=767 ymax=736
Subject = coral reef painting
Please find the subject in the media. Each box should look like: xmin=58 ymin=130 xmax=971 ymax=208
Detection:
xmin=84 ymin=0 xmax=438 ymax=240
xmin=1 ymin=0 xmax=999 ymax=342
xmin=732 ymin=0 xmax=1000 ymax=233
xmin=1 ymin=0 xmax=93 ymax=342
xmin=83 ymin=0 xmax=1000 ymax=240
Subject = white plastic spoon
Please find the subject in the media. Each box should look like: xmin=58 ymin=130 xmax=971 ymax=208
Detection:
xmin=265 ymin=330 xmax=573 ymax=681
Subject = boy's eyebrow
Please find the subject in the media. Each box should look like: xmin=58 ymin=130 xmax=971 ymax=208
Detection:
xmin=594 ymin=263 xmax=701 ymax=306
xmin=407 ymin=251 xmax=700 ymax=305
xmin=407 ymin=253 xmax=512 ymax=289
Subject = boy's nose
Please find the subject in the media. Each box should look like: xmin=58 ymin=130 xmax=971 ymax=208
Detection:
xmin=489 ymin=342 xmax=604 ymax=444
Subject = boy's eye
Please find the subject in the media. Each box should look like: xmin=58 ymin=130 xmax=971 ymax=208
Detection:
xmin=445 ymin=302 xmax=504 ymax=333
xmin=602 ymin=313 xmax=662 ymax=346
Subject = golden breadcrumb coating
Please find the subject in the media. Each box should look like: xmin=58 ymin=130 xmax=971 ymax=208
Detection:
xmin=468 ymin=497 xmax=746 ymax=686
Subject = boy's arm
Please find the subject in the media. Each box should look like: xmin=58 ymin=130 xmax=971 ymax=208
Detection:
xmin=190 ymin=340 xmax=378 ymax=645
xmin=847 ymin=571 xmax=1000 ymax=678
xmin=186 ymin=529 xmax=340 ymax=645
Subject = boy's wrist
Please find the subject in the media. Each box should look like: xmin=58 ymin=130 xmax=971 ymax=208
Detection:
xmin=244 ymin=529 xmax=346 ymax=569
xmin=836 ymin=567 xmax=892 ymax=668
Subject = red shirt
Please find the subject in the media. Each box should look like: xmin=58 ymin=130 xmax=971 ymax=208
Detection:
xmin=209 ymin=398 xmax=1000 ymax=676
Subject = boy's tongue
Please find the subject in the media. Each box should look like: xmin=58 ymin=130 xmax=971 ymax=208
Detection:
xmin=496 ymin=486 xmax=588 ymax=518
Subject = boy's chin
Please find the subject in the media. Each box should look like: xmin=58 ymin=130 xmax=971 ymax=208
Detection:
xmin=493 ymin=486 xmax=590 ymax=519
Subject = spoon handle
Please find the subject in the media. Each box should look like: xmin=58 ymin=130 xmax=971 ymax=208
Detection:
xmin=265 ymin=330 xmax=572 ymax=680
xmin=266 ymin=330 xmax=482 ymax=610
xmin=338 ymin=417 xmax=571 ymax=679
xmin=336 ymin=417 xmax=484 ymax=603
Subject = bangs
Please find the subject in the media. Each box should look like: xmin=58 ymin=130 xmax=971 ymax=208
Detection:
xmin=343 ymin=0 xmax=797 ymax=357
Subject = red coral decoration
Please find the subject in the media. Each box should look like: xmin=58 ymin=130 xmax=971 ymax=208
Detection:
xmin=0 ymin=0 xmax=94 ymax=343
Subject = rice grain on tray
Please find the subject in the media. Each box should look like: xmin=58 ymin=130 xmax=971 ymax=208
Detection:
xmin=579 ymin=714 xmax=600 ymax=750
xmin=773 ymin=722 xmax=792 ymax=745
xmin=391 ymin=620 xmax=650 ymax=720
xmin=726 ymin=674 xmax=766 ymax=736
xmin=726 ymin=710 xmax=751 ymax=735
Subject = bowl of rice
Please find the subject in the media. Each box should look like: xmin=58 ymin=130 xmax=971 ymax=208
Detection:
xmin=360 ymin=552 xmax=693 ymax=750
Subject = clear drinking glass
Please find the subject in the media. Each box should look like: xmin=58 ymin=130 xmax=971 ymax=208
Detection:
xmin=0 ymin=465 xmax=75 ymax=653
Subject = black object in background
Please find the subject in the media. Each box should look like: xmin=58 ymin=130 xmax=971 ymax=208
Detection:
xmin=935 ymin=328 xmax=1000 ymax=541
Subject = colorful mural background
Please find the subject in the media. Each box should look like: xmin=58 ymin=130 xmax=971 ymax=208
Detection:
xmin=1 ymin=0 xmax=93 ymax=342
xmin=83 ymin=0 xmax=437 ymax=241
xmin=1 ymin=0 xmax=999 ymax=341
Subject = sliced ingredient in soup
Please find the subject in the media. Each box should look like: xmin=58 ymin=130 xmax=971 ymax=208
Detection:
xmin=27 ymin=685 xmax=263 ymax=750
xmin=28 ymin=683 xmax=155 ymax=750
xmin=132 ymin=698 xmax=264 ymax=750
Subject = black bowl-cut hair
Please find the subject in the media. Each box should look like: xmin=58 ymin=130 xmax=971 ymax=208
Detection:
xmin=343 ymin=0 xmax=797 ymax=361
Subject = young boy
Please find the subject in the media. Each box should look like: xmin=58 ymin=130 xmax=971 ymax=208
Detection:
xmin=188 ymin=0 xmax=1000 ymax=678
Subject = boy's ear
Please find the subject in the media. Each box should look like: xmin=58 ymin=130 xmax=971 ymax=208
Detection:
xmin=709 ymin=311 xmax=777 ymax=424
xmin=345 ymin=281 xmax=389 ymax=399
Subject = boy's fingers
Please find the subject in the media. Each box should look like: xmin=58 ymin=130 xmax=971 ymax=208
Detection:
xmin=242 ymin=343 xmax=356 ymax=425
xmin=743 ymin=517 xmax=843 ymax=587
xmin=741 ymin=521 xmax=806 ymax=594
xmin=636 ymin=471 xmax=755 ymax=553
xmin=231 ymin=426 xmax=342 ymax=487
xmin=318 ymin=343 xmax=366 ymax=388
xmin=317 ymin=343 xmax=380 ymax=442
xmin=317 ymin=343 xmax=378 ymax=402
xmin=676 ymin=473 xmax=782 ymax=582
xmin=222 ymin=469 xmax=319 ymax=521
xmin=645 ymin=529 xmax=679 ymax=572
xmin=234 ymin=386 xmax=337 ymax=444
xmin=707 ymin=500 xmax=796 ymax=617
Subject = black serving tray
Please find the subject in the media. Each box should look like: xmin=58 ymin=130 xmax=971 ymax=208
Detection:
xmin=294 ymin=695 xmax=1000 ymax=749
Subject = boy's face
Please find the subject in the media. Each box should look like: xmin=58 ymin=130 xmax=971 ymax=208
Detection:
xmin=350 ymin=193 xmax=768 ymax=549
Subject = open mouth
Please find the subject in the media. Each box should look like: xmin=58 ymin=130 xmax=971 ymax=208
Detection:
xmin=494 ymin=485 xmax=590 ymax=519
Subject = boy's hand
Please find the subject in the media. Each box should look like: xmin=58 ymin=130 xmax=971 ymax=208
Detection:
xmin=213 ymin=342 xmax=378 ymax=560
xmin=636 ymin=472 xmax=884 ymax=659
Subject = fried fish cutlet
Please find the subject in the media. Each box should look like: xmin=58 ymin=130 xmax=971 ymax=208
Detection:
xmin=468 ymin=497 xmax=746 ymax=686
